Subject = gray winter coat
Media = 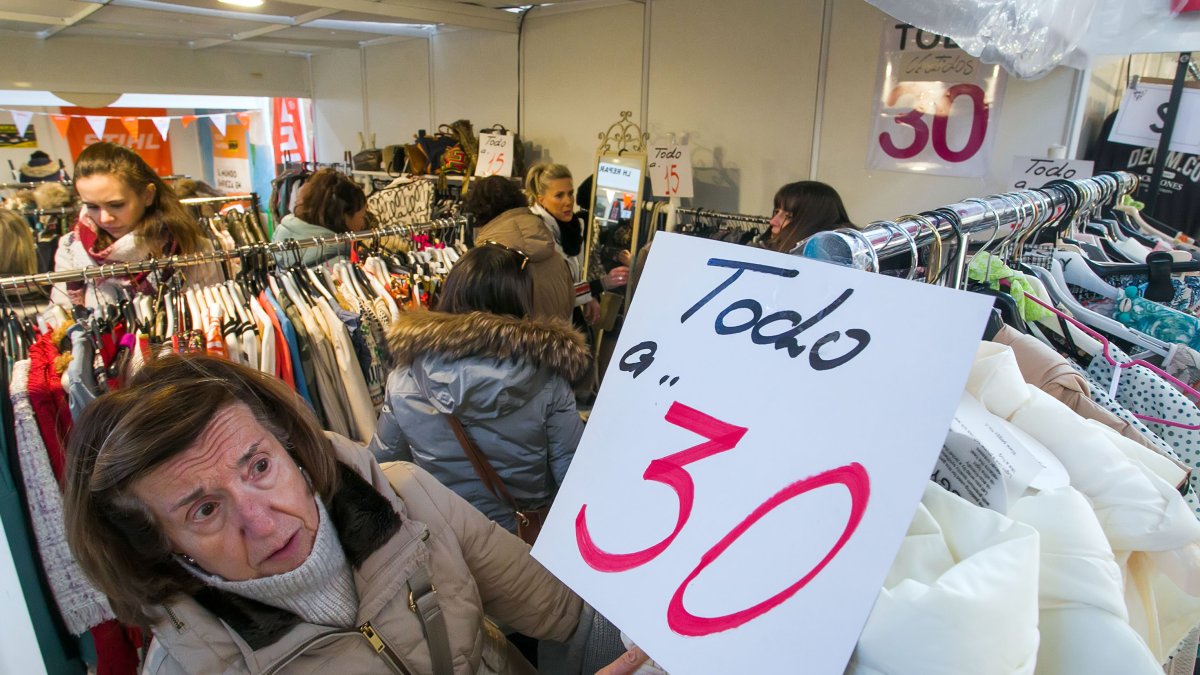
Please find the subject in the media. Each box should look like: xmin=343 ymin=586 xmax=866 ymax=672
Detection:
xmin=369 ymin=310 xmax=590 ymax=532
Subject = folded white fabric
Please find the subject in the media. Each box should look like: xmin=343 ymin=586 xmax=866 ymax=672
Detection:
xmin=848 ymin=482 xmax=1040 ymax=675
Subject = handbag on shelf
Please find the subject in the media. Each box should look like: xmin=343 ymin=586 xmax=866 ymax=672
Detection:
xmin=444 ymin=413 xmax=549 ymax=545
xmin=352 ymin=132 xmax=383 ymax=172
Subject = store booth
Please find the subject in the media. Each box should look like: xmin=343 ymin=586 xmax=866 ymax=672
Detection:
xmin=1 ymin=0 xmax=1200 ymax=673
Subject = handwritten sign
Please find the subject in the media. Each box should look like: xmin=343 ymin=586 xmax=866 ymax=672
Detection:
xmin=533 ymin=233 xmax=991 ymax=674
xmin=475 ymin=132 xmax=515 ymax=177
xmin=1109 ymin=82 xmax=1200 ymax=155
xmin=648 ymin=145 xmax=694 ymax=198
xmin=868 ymin=21 xmax=1006 ymax=178
xmin=1005 ymin=156 xmax=1094 ymax=191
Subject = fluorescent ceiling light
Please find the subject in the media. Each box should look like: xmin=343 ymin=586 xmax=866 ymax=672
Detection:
xmin=218 ymin=0 xmax=264 ymax=7
xmin=305 ymin=19 xmax=435 ymax=35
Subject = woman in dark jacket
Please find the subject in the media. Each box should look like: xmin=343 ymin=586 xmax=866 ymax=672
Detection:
xmin=369 ymin=243 xmax=590 ymax=532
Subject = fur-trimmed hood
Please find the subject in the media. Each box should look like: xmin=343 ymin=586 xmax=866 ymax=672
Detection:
xmin=388 ymin=309 xmax=590 ymax=383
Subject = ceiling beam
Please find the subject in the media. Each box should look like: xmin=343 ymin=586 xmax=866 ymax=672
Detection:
xmin=39 ymin=0 xmax=112 ymax=39
xmin=279 ymin=0 xmax=519 ymax=33
xmin=0 ymin=11 xmax=69 ymax=26
xmin=190 ymin=7 xmax=338 ymax=49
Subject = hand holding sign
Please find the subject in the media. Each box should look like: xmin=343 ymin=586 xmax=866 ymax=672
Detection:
xmin=533 ymin=233 xmax=991 ymax=674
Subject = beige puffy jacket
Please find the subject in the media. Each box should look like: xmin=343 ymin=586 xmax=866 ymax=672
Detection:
xmin=475 ymin=207 xmax=574 ymax=322
xmin=143 ymin=434 xmax=582 ymax=674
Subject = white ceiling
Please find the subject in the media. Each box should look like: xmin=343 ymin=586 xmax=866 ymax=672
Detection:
xmin=0 ymin=0 xmax=615 ymax=53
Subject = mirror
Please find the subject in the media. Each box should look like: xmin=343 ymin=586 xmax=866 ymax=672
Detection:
xmin=584 ymin=152 xmax=647 ymax=305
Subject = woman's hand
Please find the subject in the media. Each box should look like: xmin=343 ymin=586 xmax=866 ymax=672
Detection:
xmin=596 ymin=646 xmax=650 ymax=675
xmin=615 ymin=249 xmax=633 ymax=267
xmin=583 ymin=298 xmax=602 ymax=325
xmin=602 ymin=266 xmax=630 ymax=290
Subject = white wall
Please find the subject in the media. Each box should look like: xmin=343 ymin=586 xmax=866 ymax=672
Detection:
xmin=520 ymin=3 xmax=643 ymax=180
xmin=816 ymin=0 xmax=1080 ymax=224
xmin=430 ymin=29 xmax=518 ymax=130
xmin=364 ymin=39 xmax=432 ymax=149
xmin=648 ymin=0 xmax=824 ymax=214
xmin=0 ymin=35 xmax=308 ymax=98
xmin=311 ymin=48 xmax=365 ymax=164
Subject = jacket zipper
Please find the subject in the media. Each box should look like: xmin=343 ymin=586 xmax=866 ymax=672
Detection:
xmin=162 ymin=605 xmax=185 ymax=632
xmin=358 ymin=621 xmax=412 ymax=675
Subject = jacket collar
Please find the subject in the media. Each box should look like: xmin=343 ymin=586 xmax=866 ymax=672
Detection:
xmin=387 ymin=309 xmax=590 ymax=383
xmin=191 ymin=462 xmax=402 ymax=650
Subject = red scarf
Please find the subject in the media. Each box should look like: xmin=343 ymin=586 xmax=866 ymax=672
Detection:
xmin=66 ymin=219 xmax=177 ymax=296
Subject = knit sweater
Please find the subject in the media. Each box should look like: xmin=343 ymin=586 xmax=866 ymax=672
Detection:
xmin=182 ymin=497 xmax=358 ymax=628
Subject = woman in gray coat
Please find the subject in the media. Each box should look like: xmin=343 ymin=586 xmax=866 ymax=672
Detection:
xmin=369 ymin=242 xmax=590 ymax=532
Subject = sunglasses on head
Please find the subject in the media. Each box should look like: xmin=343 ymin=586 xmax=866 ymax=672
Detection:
xmin=479 ymin=240 xmax=529 ymax=270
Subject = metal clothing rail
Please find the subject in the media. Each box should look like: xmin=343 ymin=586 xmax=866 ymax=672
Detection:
xmin=16 ymin=206 xmax=76 ymax=217
xmin=0 ymin=215 xmax=471 ymax=290
xmin=180 ymin=194 xmax=256 ymax=206
xmin=0 ymin=180 xmax=72 ymax=190
xmin=674 ymin=206 xmax=773 ymax=225
xmin=799 ymin=171 xmax=1139 ymax=288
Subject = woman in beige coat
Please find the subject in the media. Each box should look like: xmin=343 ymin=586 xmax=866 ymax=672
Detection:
xmin=63 ymin=354 xmax=595 ymax=674
xmin=463 ymin=176 xmax=574 ymax=322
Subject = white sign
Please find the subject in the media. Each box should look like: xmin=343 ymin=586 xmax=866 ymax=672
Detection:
xmin=597 ymin=160 xmax=642 ymax=193
xmin=213 ymin=156 xmax=252 ymax=193
xmin=1109 ymin=82 xmax=1200 ymax=155
xmin=1005 ymin=156 xmax=1094 ymax=192
xmin=648 ymin=145 xmax=694 ymax=198
xmin=533 ymin=233 xmax=991 ymax=674
xmin=868 ymin=21 xmax=1006 ymax=178
xmin=474 ymin=132 xmax=515 ymax=177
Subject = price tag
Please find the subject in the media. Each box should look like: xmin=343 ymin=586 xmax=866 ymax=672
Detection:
xmin=648 ymin=145 xmax=694 ymax=198
xmin=475 ymin=132 xmax=514 ymax=177
xmin=533 ymin=233 xmax=992 ymax=674
xmin=867 ymin=21 xmax=1006 ymax=178
xmin=1005 ymin=156 xmax=1093 ymax=191
xmin=1109 ymin=82 xmax=1200 ymax=155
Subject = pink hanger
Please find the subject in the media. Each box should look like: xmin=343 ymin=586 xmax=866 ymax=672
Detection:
xmin=1023 ymin=291 xmax=1200 ymax=430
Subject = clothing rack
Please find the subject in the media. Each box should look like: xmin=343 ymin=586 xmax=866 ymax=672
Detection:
xmin=799 ymin=171 xmax=1139 ymax=287
xmin=0 ymin=180 xmax=72 ymax=190
xmin=15 ymin=206 xmax=76 ymax=217
xmin=179 ymin=194 xmax=256 ymax=206
xmin=673 ymin=206 xmax=773 ymax=226
xmin=0 ymin=215 xmax=471 ymax=290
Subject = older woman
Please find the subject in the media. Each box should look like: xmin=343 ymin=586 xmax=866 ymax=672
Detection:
xmin=62 ymin=353 xmax=621 ymax=674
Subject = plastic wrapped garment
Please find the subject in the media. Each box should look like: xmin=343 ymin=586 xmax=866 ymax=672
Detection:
xmin=864 ymin=0 xmax=1183 ymax=79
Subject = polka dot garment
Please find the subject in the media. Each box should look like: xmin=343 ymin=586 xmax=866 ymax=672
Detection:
xmin=1085 ymin=344 xmax=1200 ymax=519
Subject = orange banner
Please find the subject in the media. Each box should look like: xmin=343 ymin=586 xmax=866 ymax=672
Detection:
xmin=61 ymin=107 xmax=173 ymax=177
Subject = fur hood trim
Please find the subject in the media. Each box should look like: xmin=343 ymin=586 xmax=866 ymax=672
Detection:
xmin=388 ymin=310 xmax=590 ymax=382
xmin=19 ymin=162 xmax=59 ymax=179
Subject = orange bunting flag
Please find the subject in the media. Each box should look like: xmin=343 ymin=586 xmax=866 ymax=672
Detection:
xmin=50 ymin=115 xmax=72 ymax=139
xmin=236 ymin=112 xmax=252 ymax=127
xmin=181 ymin=114 xmax=197 ymax=128
xmin=121 ymin=116 xmax=140 ymax=140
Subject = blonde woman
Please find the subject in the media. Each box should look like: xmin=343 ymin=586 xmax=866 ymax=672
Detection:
xmin=0 ymin=209 xmax=36 ymax=277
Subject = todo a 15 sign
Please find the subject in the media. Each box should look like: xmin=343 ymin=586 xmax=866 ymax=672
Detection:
xmin=532 ymin=233 xmax=992 ymax=674
xmin=475 ymin=131 xmax=515 ymax=177
xmin=648 ymin=145 xmax=694 ymax=198
xmin=867 ymin=21 xmax=1007 ymax=178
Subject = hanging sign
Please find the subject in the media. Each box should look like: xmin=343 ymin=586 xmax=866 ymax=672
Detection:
xmin=474 ymin=132 xmax=514 ymax=177
xmin=62 ymin=107 xmax=173 ymax=177
xmin=648 ymin=145 xmax=694 ymax=198
xmin=1005 ymin=156 xmax=1094 ymax=191
xmin=532 ymin=232 xmax=992 ymax=674
xmin=272 ymin=98 xmax=307 ymax=164
xmin=1109 ymin=82 xmax=1200 ymax=155
xmin=212 ymin=123 xmax=251 ymax=194
xmin=868 ymin=22 xmax=1006 ymax=178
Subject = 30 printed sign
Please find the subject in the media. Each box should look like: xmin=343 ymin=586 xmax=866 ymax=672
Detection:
xmin=532 ymin=233 xmax=991 ymax=674
xmin=868 ymin=22 xmax=1007 ymax=178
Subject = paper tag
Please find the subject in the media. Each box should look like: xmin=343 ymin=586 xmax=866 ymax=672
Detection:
xmin=932 ymin=394 xmax=1066 ymax=511
xmin=647 ymin=145 xmax=694 ymax=198
xmin=475 ymin=132 xmax=514 ymax=177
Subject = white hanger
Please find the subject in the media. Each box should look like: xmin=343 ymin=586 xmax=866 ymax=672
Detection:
xmin=1051 ymin=248 xmax=1121 ymax=299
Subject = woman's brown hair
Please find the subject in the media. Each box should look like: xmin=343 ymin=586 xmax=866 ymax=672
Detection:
xmin=0 ymin=209 xmax=36 ymax=276
xmin=437 ymin=242 xmax=533 ymax=318
xmin=292 ymin=168 xmax=367 ymax=234
xmin=74 ymin=142 xmax=208 ymax=255
xmin=768 ymin=181 xmax=852 ymax=254
xmin=63 ymin=354 xmax=340 ymax=625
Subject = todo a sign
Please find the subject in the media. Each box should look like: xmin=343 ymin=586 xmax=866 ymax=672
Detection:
xmin=648 ymin=145 xmax=694 ymax=198
xmin=867 ymin=21 xmax=1007 ymax=178
xmin=533 ymin=233 xmax=991 ymax=674
xmin=475 ymin=131 xmax=515 ymax=177
xmin=1005 ymin=156 xmax=1093 ymax=192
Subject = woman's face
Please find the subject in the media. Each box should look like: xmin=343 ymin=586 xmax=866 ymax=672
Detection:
xmin=538 ymin=177 xmax=575 ymax=222
xmin=76 ymin=173 xmax=154 ymax=241
xmin=769 ymin=207 xmax=792 ymax=237
xmin=130 ymin=403 xmax=319 ymax=581
xmin=345 ymin=205 xmax=368 ymax=233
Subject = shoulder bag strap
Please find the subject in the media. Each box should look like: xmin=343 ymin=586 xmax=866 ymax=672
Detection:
xmin=407 ymin=562 xmax=454 ymax=675
xmin=443 ymin=413 xmax=520 ymax=513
